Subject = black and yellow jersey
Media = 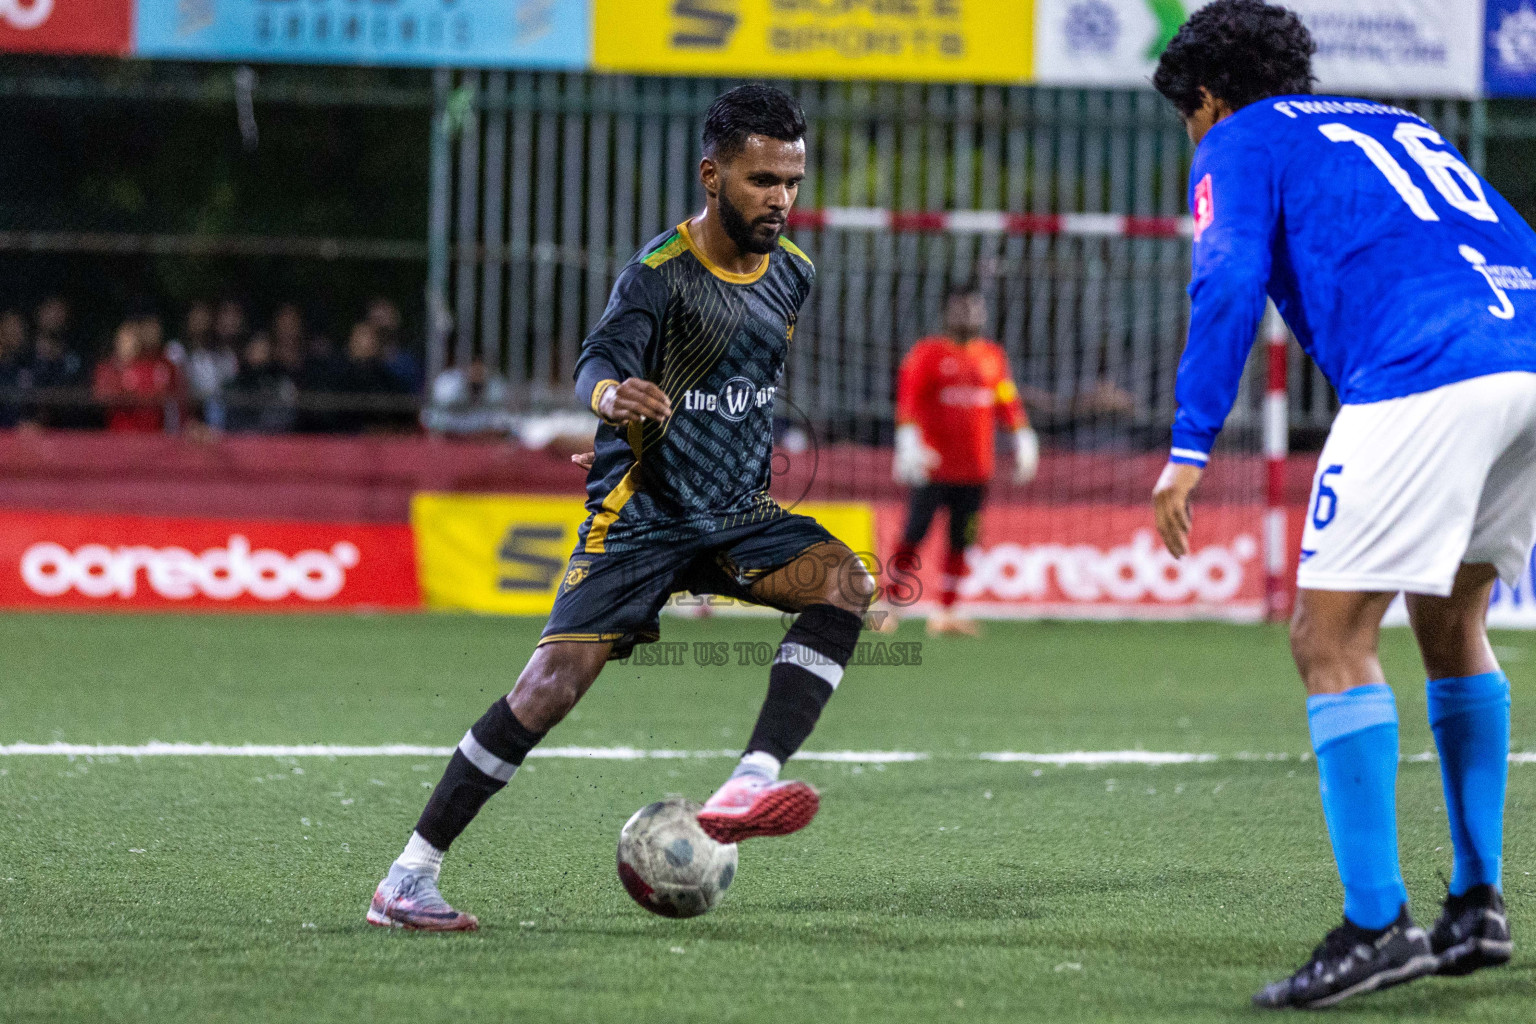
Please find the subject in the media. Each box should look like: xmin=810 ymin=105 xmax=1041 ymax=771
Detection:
xmin=572 ymin=220 xmax=814 ymax=554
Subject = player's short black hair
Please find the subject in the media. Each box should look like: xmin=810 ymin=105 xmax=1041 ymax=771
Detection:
xmin=945 ymin=279 xmax=983 ymax=303
xmin=701 ymin=84 xmax=807 ymax=161
xmin=1152 ymin=0 xmax=1316 ymax=118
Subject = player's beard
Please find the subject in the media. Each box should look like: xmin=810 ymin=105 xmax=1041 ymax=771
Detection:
xmin=718 ymin=189 xmax=784 ymax=256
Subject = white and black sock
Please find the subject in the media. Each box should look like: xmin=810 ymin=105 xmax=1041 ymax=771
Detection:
xmin=410 ymin=697 xmax=545 ymax=854
xmin=744 ymin=604 xmax=863 ymax=764
xmin=395 ymin=830 xmax=445 ymax=878
xmin=730 ymin=749 xmax=783 ymax=783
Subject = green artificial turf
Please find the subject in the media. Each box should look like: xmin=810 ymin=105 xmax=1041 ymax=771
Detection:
xmin=2 ymin=614 xmax=1534 ymax=1022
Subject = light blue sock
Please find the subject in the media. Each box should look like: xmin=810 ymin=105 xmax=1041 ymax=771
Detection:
xmin=1307 ymin=683 xmax=1408 ymax=930
xmin=1427 ymin=672 xmax=1511 ymax=896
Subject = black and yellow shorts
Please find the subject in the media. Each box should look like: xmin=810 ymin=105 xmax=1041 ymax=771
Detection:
xmin=538 ymin=512 xmax=838 ymax=660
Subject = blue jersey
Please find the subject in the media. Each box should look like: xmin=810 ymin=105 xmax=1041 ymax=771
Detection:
xmin=1170 ymin=95 xmax=1536 ymax=467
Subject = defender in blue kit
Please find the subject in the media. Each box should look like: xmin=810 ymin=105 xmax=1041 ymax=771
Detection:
xmin=1150 ymin=1 xmax=1533 ymax=1009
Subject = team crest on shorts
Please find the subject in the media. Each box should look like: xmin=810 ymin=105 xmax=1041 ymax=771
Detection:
xmin=562 ymin=561 xmax=592 ymax=591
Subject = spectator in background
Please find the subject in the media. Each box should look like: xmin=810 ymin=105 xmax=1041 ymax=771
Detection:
xmin=225 ymin=334 xmax=297 ymax=434
xmin=131 ymin=310 xmax=187 ymax=430
xmin=134 ymin=311 xmax=165 ymax=359
xmin=271 ymin=302 xmax=309 ymax=378
xmin=25 ymin=294 xmax=91 ymax=427
xmin=214 ymin=299 xmax=249 ymax=355
xmin=33 ymin=295 xmax=71 ymax=353
xmin=166 ymin=300 xmax=238 ymax=428
xmin=290 ymin=307 xmax=350 ymax=433
xmin=0 ymin=309 xmax=27 ymax=427
xmin=331 ymin=320 xmax=407 ymax=433
xmin=422 ymin=353 xmax=514 ymax=437
xmin=93 ymin=321 xmax=180 ymax=433
xmin=23 ymin=320 xmax=86 ymax=428
xmin=178 ymin=301 xmax=216 ymax=351
xmin=367 ymin=296 xmax=422 ymax=394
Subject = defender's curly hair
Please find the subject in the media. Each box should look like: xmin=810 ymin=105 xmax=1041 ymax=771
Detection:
xmin=701 ymin=84 xmax=806 ymax=161
xmin=1153 ymin=0 xmax=1316 ymax=118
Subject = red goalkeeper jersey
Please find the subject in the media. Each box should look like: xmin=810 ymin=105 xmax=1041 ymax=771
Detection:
xmin=896 ymin=336 xmax=1026 ymax=484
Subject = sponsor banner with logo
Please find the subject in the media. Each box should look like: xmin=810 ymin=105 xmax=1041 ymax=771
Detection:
xmin=592 ymin=0 xmax=1034 ymax=83
xmin=0 ymin=509 xmax=418 ymax=611
xmin=413 ymin=492 xmax=875 ymax=615
xmin=0 ymin=0 xmax=132 ymax=54
xmin=875 ymin=502 xmax=1266 ymax=619
xmin=1035 ymin=0 xmax=1483 ymax=98
xmin=1486 ymin=0 xmax=1536 ymax=96
xmin=133 ymin=0 xmax=591 ymax=68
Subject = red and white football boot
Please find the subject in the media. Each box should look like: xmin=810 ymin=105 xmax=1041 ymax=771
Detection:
xmin=696 ymin=775 xmax=820 ymax=844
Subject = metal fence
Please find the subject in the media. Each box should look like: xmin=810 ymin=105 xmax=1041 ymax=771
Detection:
xmin=427 ymin=70 xmax=1483 ymax=447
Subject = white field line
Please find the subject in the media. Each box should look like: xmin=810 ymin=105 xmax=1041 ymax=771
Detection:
xmin=978 ymin=751 xmax=1217 ymax=765
xmin=1 ymin=742 xmax=1535 ymax=765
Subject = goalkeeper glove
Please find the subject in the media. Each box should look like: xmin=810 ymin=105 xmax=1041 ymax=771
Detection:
xmin=893 ymin=424 xmax=940 ymax=485
xmin=1013 ymin=427 xmax=1039 ymax=484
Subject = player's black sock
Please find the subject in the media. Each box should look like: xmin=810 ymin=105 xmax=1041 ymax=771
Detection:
xmin=745 ymin=603 xmax=863 ymax=763
xmin=414 ymin=697 xmax=545 ymax=851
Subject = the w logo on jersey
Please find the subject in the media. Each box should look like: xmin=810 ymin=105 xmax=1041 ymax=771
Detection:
xmin=720 ymin=377 xmax=757 ymax=421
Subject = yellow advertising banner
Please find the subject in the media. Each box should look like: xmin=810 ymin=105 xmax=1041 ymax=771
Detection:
xmin=593 ymin=1 xmax=1034 ymax=83
xmin=412 ymin=492 xmax=875 ymax=616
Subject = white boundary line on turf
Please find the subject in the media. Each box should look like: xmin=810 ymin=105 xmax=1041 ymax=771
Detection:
xmin=978 ymin=751 xmax=1217 ymax=765
xmin=1 ymin=742 xmax=1533 ymax=764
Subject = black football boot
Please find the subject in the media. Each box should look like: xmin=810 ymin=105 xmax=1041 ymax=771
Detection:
xmin=1430 ymin=884 xmax=1512 ymax=976
xmin=1253 ymin=907 xmax=1437 ymax=1009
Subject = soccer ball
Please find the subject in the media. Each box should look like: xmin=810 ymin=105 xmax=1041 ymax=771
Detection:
xmin=616 ymin=797 xmax=738 ymax=918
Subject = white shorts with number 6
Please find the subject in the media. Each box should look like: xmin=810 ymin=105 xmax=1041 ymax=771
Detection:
xmin=1297 ymin=371 xmax=1536 ymax=596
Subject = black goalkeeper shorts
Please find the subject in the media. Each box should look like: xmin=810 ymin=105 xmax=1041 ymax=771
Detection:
xmin=901 ymin=483 xmax=986 ymax=553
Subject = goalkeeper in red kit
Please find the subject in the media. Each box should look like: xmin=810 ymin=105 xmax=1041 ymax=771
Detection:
xmin=891 ymin=283 xmax=1038 ymax=636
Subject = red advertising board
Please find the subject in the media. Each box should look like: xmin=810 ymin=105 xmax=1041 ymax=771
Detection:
xmin=875 ymin=502 xmax=1272 ymax=620
xmin=0 ymin=0 xmax=132 ymax=55
xmin=0 ymin=509 xmax=420 ymax=611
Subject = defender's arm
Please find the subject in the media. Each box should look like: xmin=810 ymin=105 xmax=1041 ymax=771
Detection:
xmin=1156 ymin=131 xmax=1279 ymax=555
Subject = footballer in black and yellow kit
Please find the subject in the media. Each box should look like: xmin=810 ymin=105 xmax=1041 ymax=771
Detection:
xmin=548 ymin=219 xmax=830 ymax=654
xmin=369 ymin=85 xmax=873 ymax=931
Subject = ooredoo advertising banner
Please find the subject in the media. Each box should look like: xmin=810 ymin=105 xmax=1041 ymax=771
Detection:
xmin=1034 ymin=0 xmax=1483 ymax=98
xmin=592 ymin=0 xmax=1035 ymax=83
xmin=0 ymin=510 xmax=419 ymax=611
xmin=0 ymin=0 xmax=132 ymax=54
xmin=134 ymin=0 xmax=591 ymax=68
xmin=876 ymin=502 xmax=1267 ymax=620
